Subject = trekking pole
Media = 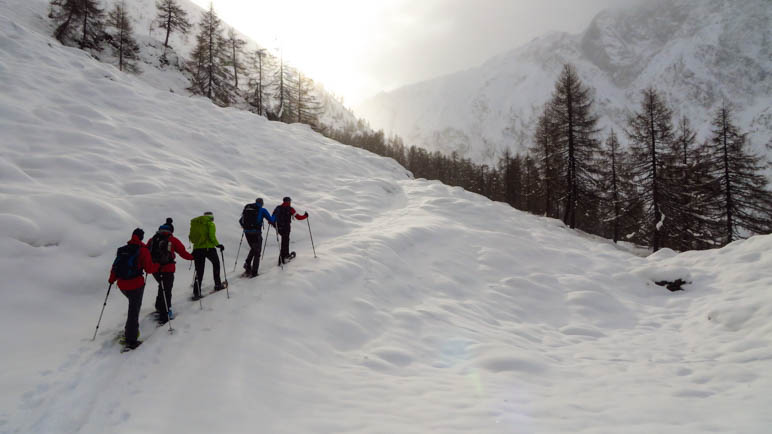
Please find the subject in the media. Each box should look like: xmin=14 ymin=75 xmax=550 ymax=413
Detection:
xmin=261 ymin=225 xmax=271 ymax=260
xmin=219 ymin=248 xmax=230 ymax=299
xmin=275 ymin=229 xmax=283 ymax=270
xmin=91 ymin=283 xmax=113 ymax=341
xmin=306 ymin=217 xmax=317 ymax=258
xmin=233 ymin=232 xmax=244 ymax=272
xmin=159 ymin=276 xmax=174 ymax=334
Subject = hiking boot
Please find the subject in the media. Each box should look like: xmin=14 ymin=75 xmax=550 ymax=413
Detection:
xmin=213 ymin=283 xmax=224 ymax=292
xmin=243 ymin=262 xmax=251 ymax=273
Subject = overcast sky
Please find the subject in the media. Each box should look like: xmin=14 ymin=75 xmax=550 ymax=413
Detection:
xmin=191 ymin=0 xmax=641 ymax=105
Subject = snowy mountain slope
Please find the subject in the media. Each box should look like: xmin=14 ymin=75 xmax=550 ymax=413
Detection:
xmin=2 ymin=1 xmax=772 ymax=433
xmin=34 ymin=0 xmax=360 ymax=131
xmin=355 ymin=0 xmax=772 ymax=163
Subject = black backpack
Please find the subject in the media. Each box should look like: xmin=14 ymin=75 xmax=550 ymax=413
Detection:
xmin=112 ymin=244 xmax=141 ymax=279
xmin=274 ymin=205 xmax=292 ymax=231
xmin=148 ymin=232 xmax=173 ymax=265
xmin=240 ymin=204 xmax=260 ymax=230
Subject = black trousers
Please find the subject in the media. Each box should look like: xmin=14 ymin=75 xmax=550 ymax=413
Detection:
xmin=120 ymin=287 xmax=144 ymax=343
xmin=153 ymin=271 xmax=175 ymax=313
xmin=244 ymin=231 xmax=263 ymax=274
xmin=194 ymin=248 xmax=221 ymax=292
xmin=279 ymin=229 xmax=291 ymax=259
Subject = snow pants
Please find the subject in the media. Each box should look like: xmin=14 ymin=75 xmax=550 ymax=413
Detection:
xmin=278 ymin=228 xmax=291 ymax=260
xmin=120 ymin=286 xmax=144 ymax=344
xmin=193 ymin=248 xmax=221 ymax=294
xmin=244 ymin=231 xmax=263 ymax=275
xmin=153 ymin=271 xmax=175 ymax=314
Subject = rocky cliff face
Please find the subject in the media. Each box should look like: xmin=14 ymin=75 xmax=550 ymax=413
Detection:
xmin=356 ymin=0 xmax=771 ymax=164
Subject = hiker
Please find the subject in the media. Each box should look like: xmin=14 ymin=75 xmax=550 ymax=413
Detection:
xmin=189 ymin=211 xmax=225 ymax=299
xmin=239 ymin=198 xmax=275 ymax=277
xmin=272 ymin=197 xmax=308 ymax=264
xmin=146 ymin=220 xmax=194 ymax=323
xmin=108 ymin=228 xmax=158 ymax=349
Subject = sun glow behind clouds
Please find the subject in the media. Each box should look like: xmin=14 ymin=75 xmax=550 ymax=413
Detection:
xmin=190 ymin=0 xmax=407 ymax=105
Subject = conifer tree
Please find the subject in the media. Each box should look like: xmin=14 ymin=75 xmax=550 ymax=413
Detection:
xmin=667 ymin=117 xmax=719 ymax=250
xmin=247 ymin=49 xmax=269 ymax=116
xmin=293 ymin=71 xmax=321 ymax=126
xmin=544 ymin=64 xmax=601 ymax=229
xmin=598 ymin=130 xmax=637 ymax=243
xmin=705 ymin=103 xmax=772 ymax=244
xmin=49 ymin=0 xmax=104 ymax=50
xmin=155 ymin=0 xmax=191 ymax=50
xmin=530 ymin=110 xmax=564 ymax=219
xmin=186 ymin=3 xmax=234 ymax=106
xmin=225 ymin=28 xmax=247 ymax=89
xmin=626 ymin=88 xmax=678 ymax=251
xmin=272 ymin=52 xmax=295 ymax=121
xmin=106 ymin=1 xmax=139 ymax=72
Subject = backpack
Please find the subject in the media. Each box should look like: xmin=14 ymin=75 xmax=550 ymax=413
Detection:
xmin=149 ymin=232 xmax=173 ymax=265
xmin=274 ymin=205 xmax=292 ymax=231
xmin=189 ymin=216 xmax=209 ymax=246
xmin=240 ymin=204 xmax=260 ymax=230
xmin=112 ymin=244 xmax=141 ymax=280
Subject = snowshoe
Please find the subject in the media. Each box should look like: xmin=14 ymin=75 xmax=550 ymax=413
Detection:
xmin=118 ymin=331 xmax=141 ymax=345
xmin=283 ymin=252 xmax=296 ymax=264
xmin=121 ymin=340 xmax=142 ymax=353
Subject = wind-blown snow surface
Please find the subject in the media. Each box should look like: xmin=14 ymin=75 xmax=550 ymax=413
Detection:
xmin=2 ymin=2 xmax=772 ymax=434
xmin=356 ymin=0 xmax=772 ymax=164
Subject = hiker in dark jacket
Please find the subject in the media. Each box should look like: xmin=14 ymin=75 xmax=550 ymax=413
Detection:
xmin=108 ymin=228 xmax=158 ymax=349
xmin=272 ymin=197 xmax=308 ymax=264
xmin=146 ymin=221 xmax=194 ymax=323
xmin=239 ymin=198 xmax=275 ymax=277
xmin=189 ymin=211 xmax=224 ymax=299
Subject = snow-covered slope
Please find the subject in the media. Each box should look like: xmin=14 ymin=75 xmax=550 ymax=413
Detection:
xmin=355 ymin=0 xmax=772 ymax=163
xmin=2 ymin=1 xmax=772 ymax=433
xmin=75 ymin=0 xmax=360 ymax=131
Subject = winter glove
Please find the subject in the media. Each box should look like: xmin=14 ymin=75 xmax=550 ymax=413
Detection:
xmin=304 ymin=212 xmax=309 ymax=217
xmin=217 ymin=244 xmax=224 ymax=251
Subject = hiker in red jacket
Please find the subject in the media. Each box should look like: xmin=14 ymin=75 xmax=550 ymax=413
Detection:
xmin=146 ymin=220 xmax=194 ymax=323
xmin=108 ymin=228 xmax=158 ymax=349
xmin=272 ymin=197 xmax=308 ymax=264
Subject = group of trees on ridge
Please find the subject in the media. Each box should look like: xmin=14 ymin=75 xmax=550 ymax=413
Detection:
xmin=49 ymin=0 xmax=322 ymax=123
xmin=323 ymin=66 xmax=772 ymax=252
xmin=48 ymin=2 xmax=771 ymax=252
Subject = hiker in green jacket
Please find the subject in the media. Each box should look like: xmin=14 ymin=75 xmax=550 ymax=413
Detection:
xmin=189 ymin=211 xmax=224 ymax=299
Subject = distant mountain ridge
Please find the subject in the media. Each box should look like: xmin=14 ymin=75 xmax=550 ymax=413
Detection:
xmin=355 ymin=0 xmax=771 ymax=164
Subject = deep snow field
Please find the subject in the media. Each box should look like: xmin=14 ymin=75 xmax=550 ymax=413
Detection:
xmin=2 ymin=1 xmax=772 ymax=433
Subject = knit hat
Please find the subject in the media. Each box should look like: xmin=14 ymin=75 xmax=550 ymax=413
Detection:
xmin=283 ymin=197 xmax=291 ymax=203
xmin=158 ymin=224 xmax=172 ymax=233
xmin=132 ymin=228 xmax=145 ymax=241
xmin=165 ymin=217 xmax=174 ymax=233
xmin=255 ymin=198 xmax=264 ymax=206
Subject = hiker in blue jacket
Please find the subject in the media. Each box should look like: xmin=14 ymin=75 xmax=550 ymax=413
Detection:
xmin=239 ymin=198 xmax=275 ymax=277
